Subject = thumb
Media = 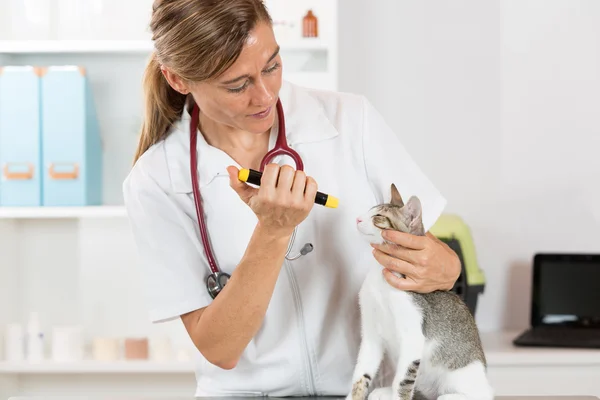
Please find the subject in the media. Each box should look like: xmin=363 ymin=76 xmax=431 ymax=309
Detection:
xmin=227 ymin=166 xmax=257 ymax=205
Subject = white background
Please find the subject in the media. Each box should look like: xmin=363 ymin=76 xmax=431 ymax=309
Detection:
xmin=340 ymin=0 xmax=600 ymax=332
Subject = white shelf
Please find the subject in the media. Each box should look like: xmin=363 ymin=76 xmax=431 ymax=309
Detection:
xmin=0 ymin=40 xmax=154 ymax=54
xmin=480 ymin=331 xmax=600 ymax=367
xmin=2 ymin=332 xmax=599 ymax=374
xmin=0 ymin=360 xmax=195 ymax=374
xmin=0 ymin=39 xmax=329 ymax=54
xmin=0 ymin=206 xmax=127 ymax=219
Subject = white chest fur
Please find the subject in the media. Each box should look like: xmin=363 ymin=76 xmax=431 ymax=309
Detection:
xmin=358 ymin=268 xmax=425 ymax=362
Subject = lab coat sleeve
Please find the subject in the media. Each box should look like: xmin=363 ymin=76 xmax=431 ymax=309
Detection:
xmin=361 ymin=97 xmax=447 ymax=232
xmin=123 ymin=165 xmax=212 ymax=323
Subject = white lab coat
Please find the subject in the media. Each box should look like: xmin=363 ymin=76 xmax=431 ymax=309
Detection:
xmin=122 ymin=80 xmax=446 ymax=397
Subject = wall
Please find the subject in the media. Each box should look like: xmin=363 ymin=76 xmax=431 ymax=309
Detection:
xmin=339 ymin=0 xmax=600 ymax=332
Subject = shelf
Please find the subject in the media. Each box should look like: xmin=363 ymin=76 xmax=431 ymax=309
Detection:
xmin=480 ymin=331 xmax=600 ymax=367
xmin=0 ymin=206 xmax=127 ymax=219
xmin=0 ymin=39 xmax=329 ymax=54
xmin=0 ymin=40 xmax=154 ymax=54
xmin=0 ymin=360 xmax=195 ymax=374
xmin=1 ymin=332 xmax=599 ymax=374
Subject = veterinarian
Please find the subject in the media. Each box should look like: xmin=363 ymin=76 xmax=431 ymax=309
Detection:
xmin=123 ymin=0 xmax=461 ymax=396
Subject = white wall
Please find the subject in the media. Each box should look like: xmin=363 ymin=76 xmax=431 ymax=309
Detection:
xmin=339 ymin=0 xmax=600 ymax=332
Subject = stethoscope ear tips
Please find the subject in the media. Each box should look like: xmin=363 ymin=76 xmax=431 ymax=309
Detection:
xmin=300 ymin=243 xmax=314 ymax=256
xmin=285 ymin=242 xmax=314 ymax=261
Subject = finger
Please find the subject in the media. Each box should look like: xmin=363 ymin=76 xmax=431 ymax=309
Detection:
xmin=303 ymin=176 xmax=318 ymax=204
xmin=291 ymin=170 xmax=307 ymax=199
xmin=227 ymin=166 xmax=257 ymax=205
xmin=371 ymin=243 xmax=425 ymax=265
xmin=372 ymin=242 xmax=419 ymax=265
xmin=276 ymin=165 xmax=295 ymax=192
xmin=260 ymin=163 xmax=280 ymax=189
xmin=382 ymin=269 xmax=421 ymax=292
xmin=372 ymin=248 xmax=416 ymax=278
xmin=382 ymin=230 xmax=426 ymax=250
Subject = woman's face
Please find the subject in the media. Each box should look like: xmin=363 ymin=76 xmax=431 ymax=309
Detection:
xmin=165 ymin=22 xmax=283 ymax=135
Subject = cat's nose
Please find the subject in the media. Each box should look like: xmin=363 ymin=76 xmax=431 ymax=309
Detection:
xmin=356 ymin=217 xmax=362 ymax=224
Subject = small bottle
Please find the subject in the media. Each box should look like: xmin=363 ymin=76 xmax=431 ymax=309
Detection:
xmin=4 ymin=323 xmax=24 ymax=362
xmin=26 ymin=312 xmax=44 ymax=362
xmin=302 ymin=10 xmax=318 ymax=38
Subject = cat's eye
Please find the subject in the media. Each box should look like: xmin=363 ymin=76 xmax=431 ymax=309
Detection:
xmin=372 ymin=215 xmax=391 ymax=229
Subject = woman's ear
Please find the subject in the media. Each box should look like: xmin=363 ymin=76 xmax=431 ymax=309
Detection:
xmin=160 ymin=66 xmax=190 ymax=95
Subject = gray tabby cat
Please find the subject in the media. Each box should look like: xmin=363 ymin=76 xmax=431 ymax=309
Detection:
xmin=347 ymin=184 xmax=493 ymax=400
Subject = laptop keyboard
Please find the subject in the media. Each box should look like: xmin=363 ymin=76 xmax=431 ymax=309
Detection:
xmin=514 ymin=327 xmax=600 ymax=348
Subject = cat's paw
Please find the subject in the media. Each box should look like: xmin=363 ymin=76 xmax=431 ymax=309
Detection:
xmin=368 ymin=387 xmax=393 ymax=400
xmin=349 ymin=375 xmax=372 ymax=400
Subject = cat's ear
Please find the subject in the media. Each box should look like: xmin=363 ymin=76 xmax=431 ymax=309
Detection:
xmin=390 ymin=183 xmax=404 ymax=207
xmin=405 ymin=196 xmax=422 ymax=220
xmin=405 ymin=196 xmax=425 ymax=236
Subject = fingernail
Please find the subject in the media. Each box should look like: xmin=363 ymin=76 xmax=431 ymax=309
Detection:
xmin=381 ymin=230 xmax=388 ymax=239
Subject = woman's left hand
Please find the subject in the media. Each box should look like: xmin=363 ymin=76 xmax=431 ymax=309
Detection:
xmin=371 ymin=230 xmax=461 ymax=293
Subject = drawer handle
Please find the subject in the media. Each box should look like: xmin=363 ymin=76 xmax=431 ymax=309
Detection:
xmin=3 ymin=163 xmax=34 ymax=180
xmin=49 ymin=163 xmax=79 ymax=180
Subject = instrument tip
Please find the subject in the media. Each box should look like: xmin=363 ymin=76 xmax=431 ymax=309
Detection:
xmin=325 ymin=195 xmax=339 ymax=208
xmin=238 ymin=168 xmax=250 ymax=182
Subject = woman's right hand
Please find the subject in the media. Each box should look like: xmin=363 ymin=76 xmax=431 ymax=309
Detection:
xmin=227 ymin=164 xmax=318 ymax=237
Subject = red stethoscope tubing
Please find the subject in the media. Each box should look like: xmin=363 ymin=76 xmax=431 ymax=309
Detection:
xmin=189 ymin=98 xmax=303 ymax=275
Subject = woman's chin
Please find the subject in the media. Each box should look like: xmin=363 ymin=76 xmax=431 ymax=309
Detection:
xmin=242 ymin=118 xmax=275 ymax=135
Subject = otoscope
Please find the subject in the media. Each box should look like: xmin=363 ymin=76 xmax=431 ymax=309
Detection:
xmin=238 ymin=168 xmax=339 ymax=208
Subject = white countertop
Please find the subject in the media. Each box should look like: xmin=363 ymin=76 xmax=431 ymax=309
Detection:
xmin=6 ymin=396 xmax=600 ymax=400
xmin=480 ymin=331 xmax=600 ymax=367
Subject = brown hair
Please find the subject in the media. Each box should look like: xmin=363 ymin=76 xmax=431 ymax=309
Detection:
xmin=134 ymin=0 xmax=272 ymax=163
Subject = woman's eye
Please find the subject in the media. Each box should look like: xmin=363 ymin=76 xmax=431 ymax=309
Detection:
xmin=264 ymin=62 xmax=281 ymax=74
xmin=226 ymin=62 xmax=280 ymax=94
xmin=227 ymin=81 xmax=249 ymax=93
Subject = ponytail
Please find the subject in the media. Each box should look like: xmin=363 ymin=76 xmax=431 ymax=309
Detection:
xmin=133 ymin=53 xmax=187 ymax=164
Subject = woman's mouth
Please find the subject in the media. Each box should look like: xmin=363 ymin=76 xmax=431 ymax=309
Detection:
xmin=250 ymin=106 xmax=272 ymax=119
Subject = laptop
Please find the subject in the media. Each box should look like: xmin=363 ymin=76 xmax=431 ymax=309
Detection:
xmin=513 ymin=253 xmax=600 ymax=348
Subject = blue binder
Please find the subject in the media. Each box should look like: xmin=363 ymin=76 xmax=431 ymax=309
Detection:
xmin=0 ymin=66 xmax=42 ymax=207
xmin=41 ymin=66 xmax=103 ymax=206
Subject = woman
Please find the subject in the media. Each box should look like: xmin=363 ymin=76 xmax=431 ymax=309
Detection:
xmin=123 ymin=0 xmax=460 ymax=397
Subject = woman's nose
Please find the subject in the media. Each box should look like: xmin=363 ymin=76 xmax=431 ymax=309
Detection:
xmin=252 ymin=80 xmax=274 ymax=105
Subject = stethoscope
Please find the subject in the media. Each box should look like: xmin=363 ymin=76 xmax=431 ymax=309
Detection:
xmin=189 ymin=98 xmax=314 ymax=299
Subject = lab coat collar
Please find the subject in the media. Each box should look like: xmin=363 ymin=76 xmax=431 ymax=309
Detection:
xmin=166 ymin=80 xmax=340 ymax=193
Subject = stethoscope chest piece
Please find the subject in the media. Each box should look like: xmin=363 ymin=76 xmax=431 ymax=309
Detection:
xmin=206 ymin=272 xmax=231 ymax=299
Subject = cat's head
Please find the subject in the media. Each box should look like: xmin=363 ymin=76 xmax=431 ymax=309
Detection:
xmin=356 ymin=184 xmax=425 ymax=244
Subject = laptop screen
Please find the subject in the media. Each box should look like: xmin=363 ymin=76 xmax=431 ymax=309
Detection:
xmin=532 ymin=254 xmax=600 ymax=327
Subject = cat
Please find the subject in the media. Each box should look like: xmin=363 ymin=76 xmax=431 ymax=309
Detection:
xmin=347 ymin=184 xmax=494 ymax=400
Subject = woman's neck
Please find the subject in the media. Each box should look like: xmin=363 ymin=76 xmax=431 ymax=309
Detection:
xmin=199 ymin=112 xmax=271 ymax=170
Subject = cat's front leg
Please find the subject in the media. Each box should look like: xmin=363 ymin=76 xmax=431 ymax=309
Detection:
xmin=347 ymin=295 xmax=384 ymax=400
xmin=392 ymin=334 xmax=425 ymax=400
xmin=346 ymin=334 xmax=384 ymax=400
